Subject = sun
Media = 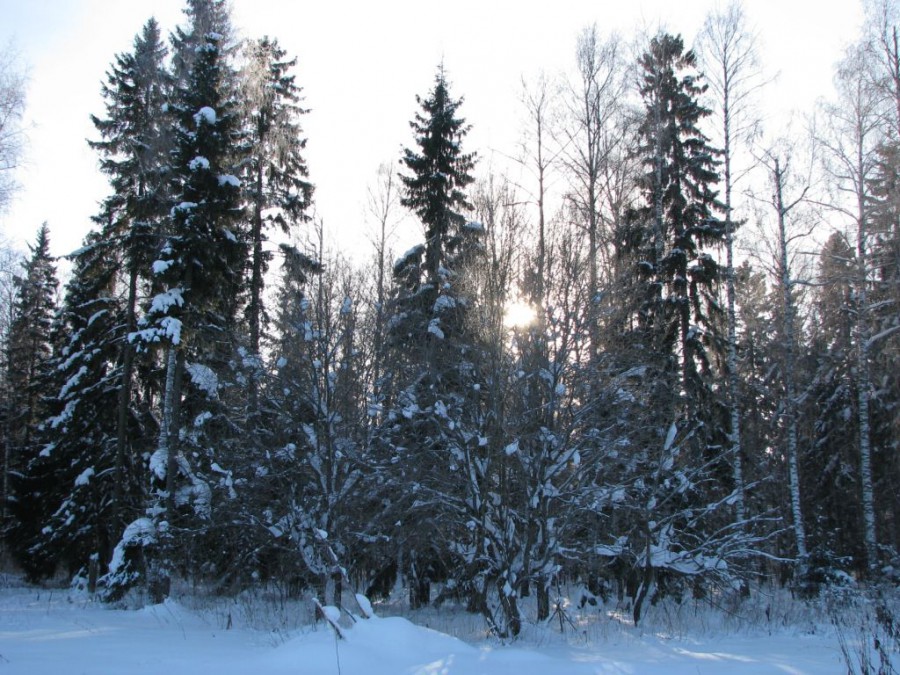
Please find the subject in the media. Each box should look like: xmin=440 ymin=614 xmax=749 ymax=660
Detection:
xmin=503 ymin=300 xmax=537 ymax=329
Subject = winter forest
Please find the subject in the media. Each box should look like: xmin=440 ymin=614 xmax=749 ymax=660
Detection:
xmin=0 ymin=0 xmax=899 ymax=653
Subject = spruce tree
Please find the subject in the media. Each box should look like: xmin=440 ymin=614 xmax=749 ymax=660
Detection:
xmin=131 ymin=27 xmax=245 ymax=602
xmin=627 ymin=32 xmax=725 ymax=430
xmin=28 ymin=230 xmax=128 ymax=587
xmin=380 ymin=67 xmax=481 ymax=610
xmin=4 ymin=224 xmax=59 ymax=579
xmin=806 ymin=233 xmax=864 ymax=566
xmin=613 ymin=34 xmax=730 ymax=622
xmin=240 ymin=36 xmax=314 ymax=411
xmin=89 ymin=17 xmax=171 ymax=538
xmin=170 ymin=0 xmax=236 ymax=87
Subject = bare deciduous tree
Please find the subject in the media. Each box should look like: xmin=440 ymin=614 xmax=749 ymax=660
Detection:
xmin=817 ymin=44 xmax=885 ymax=570
xmin=558 ymin=26 xmax=632 ymax=359
xmin=0 ymin=41 xmax=26 ymax=212
xmin=698 ymin=0 xmax=767 ymax=528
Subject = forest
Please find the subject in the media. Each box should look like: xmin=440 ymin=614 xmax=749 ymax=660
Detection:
xmin=0 ymin=0 xmax=897 ymax=642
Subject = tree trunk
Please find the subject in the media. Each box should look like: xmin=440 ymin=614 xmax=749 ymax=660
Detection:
xmin=114 ymin=263 xmax=139 ymax=535
xmin=855 ymin=186 xmax=878 ymax=570
xmin=775 ymin=159 xmax=807 ymax=563
xmin=498 ymin=580 xmax=521 ymax=637
xmin=536 ymin=576 xmax=550 ymax=622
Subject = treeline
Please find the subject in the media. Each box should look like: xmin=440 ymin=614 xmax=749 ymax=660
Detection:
xmin=0 ymin=0 xmax=898 ymax=636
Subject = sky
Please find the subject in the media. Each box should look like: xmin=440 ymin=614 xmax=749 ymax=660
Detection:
xmin=0 ymin=0 xmax=865 ymax=268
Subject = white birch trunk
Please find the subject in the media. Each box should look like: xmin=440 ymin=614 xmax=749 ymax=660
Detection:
xmin=775 ymin=159 xmax=807 ymax=561
xmin=722 ymin=93 xmax=746 ymax=527
xmin=855 ymin=184 xmax=878 ymax=569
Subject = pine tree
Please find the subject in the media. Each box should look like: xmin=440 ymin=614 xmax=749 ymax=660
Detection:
xmin=4 ymin=224 xmax=59 ymax=579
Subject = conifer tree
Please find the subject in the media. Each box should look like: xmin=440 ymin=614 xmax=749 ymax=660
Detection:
xmin=128 ymin=25 xmax=245 ymax=601
xmin=4 ymin=224 xmax=59 ymax=578
xmin=28 ymin=230 xmax=128 ymax=588
xmin=240 ymin=36 xmax=313 ymax=411
xmin=613 ymin=34 xmax=731 ymax=622
xmin=89 ymin=17 xmax=171 ymax=535
xmin=380 ymin=66 xmax=480 ymax=610
xmin=627 ymin=32 xmax=725 ymax=431
xmin=807 ymin=233 xmax=863 ymax=565
xmin=170 ymin=0 xmax=236 ymax=87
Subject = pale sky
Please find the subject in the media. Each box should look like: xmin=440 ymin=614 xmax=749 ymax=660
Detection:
xmin=0 ymin=0 xmax=864 ymax=266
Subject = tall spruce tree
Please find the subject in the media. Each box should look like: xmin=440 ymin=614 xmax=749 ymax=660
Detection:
xmin=240 ymin=36 xmax=313 ymax=411
xmin=380 ymin=66 xmax=480 ymax=610
xmin=4 ymin=224 xmax=59 ymax=579
xmin=627 ymin=32 xmax=725 ymax=431
xmin=867 ymin=140 xmax=900 ymax=559
xmin=89 ymin=17 xmax=171 ymax=539
xmin=170 ymin=0 xmax=237 ymax=87
xmin=807 ymin=232 xmax=864 ymax=566
xmin=126 ymin=26 xmax=245 ymax=601
xmin=28 ymin=230 xmax=128 ymax=587
xmin=613 ymin=33 xmax=731 ymax=623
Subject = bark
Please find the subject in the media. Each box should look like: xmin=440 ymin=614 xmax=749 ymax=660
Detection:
xmin=536 ymin=576 xmax=550 ymax=621
xmin=114 ymin=263 xmax=139 ymax=534
xmin=721 ymin=51 xmax=746 ymax=526
xmin=632 ymin=522 xmax=655 ymax=627
xmin=774 ymin=159 xmax=808 ymax=562
xmin=247 ymin=161 xmax=265 ymax=415
xmin=855 ymin=170 xmax=878 ymax=570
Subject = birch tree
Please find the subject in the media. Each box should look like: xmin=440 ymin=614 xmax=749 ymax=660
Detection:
xmin=559 ymin=26 xmax=631 ymax=360
xmin=697 ymin=0 xmax=766 ymax=527
xmin=0 ymin=41 xmax=26 ymax=212
xmin=755 ymin=149 xmax=812 ymax=564
xmin=817 ymin=45 xmax=884 ymax=570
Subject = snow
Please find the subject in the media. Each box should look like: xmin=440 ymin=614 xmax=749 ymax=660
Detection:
xmin=194 ymin=106 xmax=217 ymax=125
xmin=149 ymin=446 xmax=167 ymax=480
xmin=394 ymin=243 xmax=425 ymax=270
xmin=160 ymin=316 xmax=183 ymax=345
xmin=74 ymin=466 xmax=95 ymax=487
xmin=107 ymin=518 xmax=155 ymax=574
xmin=58 ymin=365 xmax=88 ymax=400
xmin=428 ymin=318 xmax=445 ymax=339
xmin=186 ymin=362 xmax=219 ymax=397
xmin=149 ymin=288 xmax=184 ymax=315
xmin=355 ymin=593 xmax=374 ymax=619
xmin=0 ymin=579 xmax=855 ymax=675
xmin=320 ymin=604 xmax=340 ymax=624
xmin=218 ymin=174 xmax=241 ymax=187
xmin=189 ymin=155 xmax=210 ymax=171
xmin=172 ymin=201 xmax=197 ymax=215
xmin=433 ymin=294 xmax=457 ymax=312
xmin=86 ymin=308 xmax=108 ymax=326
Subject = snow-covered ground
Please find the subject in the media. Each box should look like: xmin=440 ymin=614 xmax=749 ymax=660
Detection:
xmin=0 ymin=576 xmax=864 ymax=674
